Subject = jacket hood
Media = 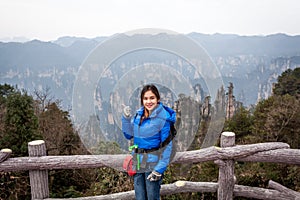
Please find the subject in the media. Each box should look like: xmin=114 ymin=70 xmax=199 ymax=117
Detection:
xmin=136 ymin=102 xmax=176 ymax=124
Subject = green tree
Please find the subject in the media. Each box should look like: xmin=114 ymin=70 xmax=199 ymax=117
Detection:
xmin=0 ymin=85 xmax=42 ymax=200
xmin=223 ymin=107 xmax=253 ymax=144
xmin=232 ymin=70 xmax=300 ymax=193
xmin=252 ymin=95 xmax=300 ymax=148
xmin=38 ymin=102 xmax=84 ymax=155
xmin=0 ymin=87 xmax=41 ymax=156
xmin=0 ymin=84 xmax=15 ymax=102
xmin=273 ymin=67 xmax=300 ymax=98
xmin=36 ymin=101 xmax=93 ymax=198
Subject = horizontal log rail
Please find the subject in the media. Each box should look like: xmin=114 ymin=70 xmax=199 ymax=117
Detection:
xmin=41 ymin=181 xmax=295 ymax=200
xmin=0 ymin=142 xmax=295 ymax=172
xmin=1 ymin=132 xmax=300 ymax=200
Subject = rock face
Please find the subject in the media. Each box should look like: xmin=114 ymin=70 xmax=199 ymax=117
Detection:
xmin=1 ymin=33 xmax=299 ymax=151
xmin=0 ymin=33 xmax=300 ymax=109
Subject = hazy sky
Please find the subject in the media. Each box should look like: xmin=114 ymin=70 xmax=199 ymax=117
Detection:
xmin=1 ymin=0 xmax=299 ymax=41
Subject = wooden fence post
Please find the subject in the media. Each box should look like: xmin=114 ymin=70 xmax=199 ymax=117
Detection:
xmin=28 ymin=140 xmax=49 ymax=200
xmin=0 ymin=148 xmax=12 ymax=162
xmin=216 ymin=132 xmax=235 ymax=200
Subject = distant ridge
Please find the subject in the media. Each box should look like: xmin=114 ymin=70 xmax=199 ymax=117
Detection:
xmin=187 ymin=32 xmax=300 ymax=57
xmin=1 ymin=32 xmax=300 ymax=107
xmin=1 ymin=32 xmax=300 ymax=71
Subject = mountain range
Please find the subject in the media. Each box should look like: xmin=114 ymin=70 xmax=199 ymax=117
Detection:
xmin=0 ymin=33 xmax=300 ymax=108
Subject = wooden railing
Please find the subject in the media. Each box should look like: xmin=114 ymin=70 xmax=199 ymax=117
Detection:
xmin=1 ymin=132 xmax=300 ymax=200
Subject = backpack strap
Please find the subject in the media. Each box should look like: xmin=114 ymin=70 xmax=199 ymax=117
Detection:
xmin=134 ymin=124 xmax=176 ymax=154
xmin=133 ymin=106 xmax=177 ymax=154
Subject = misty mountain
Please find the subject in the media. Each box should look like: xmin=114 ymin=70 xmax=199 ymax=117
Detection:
xmin=1 ymin=33 xmax=300 ymax=71
xmin=189 ymin=33 xmax=300 ymax=57
xmin=0 ymin=38 xmax=99 ymax=71
xmin=0 ymin=32 xmax=300 ymax=108
xmin=53 ymin=36 xmax=106 ymax=47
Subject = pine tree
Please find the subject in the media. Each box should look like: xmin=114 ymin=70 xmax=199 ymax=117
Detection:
xmin=273 ymin=67 xmax=300 ymax=98
xmin=0 ymin=85 xmax=41 ymax=200
xmin=0 ymin=86 xmax=41 ymax=157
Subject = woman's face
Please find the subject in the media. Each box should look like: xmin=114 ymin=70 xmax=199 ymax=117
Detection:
xmin=143 ymin=90 xmax=159 ymax=112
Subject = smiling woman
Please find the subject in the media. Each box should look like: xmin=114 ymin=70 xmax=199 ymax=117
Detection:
xmin=121 ymin=84 xmax=176 ymax=200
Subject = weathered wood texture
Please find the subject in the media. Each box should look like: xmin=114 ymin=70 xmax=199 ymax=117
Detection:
xmin=41 ymin=181 xmax=296 ymax=200
xmin=0 ymin=142 xmax=291 ymax=172
xmin=233 ymin=184 xmax=294 ymax=200
xmin=43 ymin=181 xmax=219 ymax=200
xmin=268 ymin=180 xmax=300 ymax=199
xmin=0 ymin=148 xmax=12 ymax=162
xmin=238 ymin=148 xmax=300 ymax=164
xmin=217 ymin=132 xmax=235 ymax=200
xmin=28 ymin=140 xmax=49 ymax=200
xmin=0 ymin=154 xmax=126 ymax=172
xmin=1 ymin=132 xmax=300 ymax=200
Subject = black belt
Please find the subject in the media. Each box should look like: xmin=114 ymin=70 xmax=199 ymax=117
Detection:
xmin=134 ymin=147 xmax=159 ymax=154
xmin=134 ymin=132 xmax=174 ymax=154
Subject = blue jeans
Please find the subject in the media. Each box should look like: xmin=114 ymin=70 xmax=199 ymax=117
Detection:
xmin=134 ymin=171 xmax=162 ymax=200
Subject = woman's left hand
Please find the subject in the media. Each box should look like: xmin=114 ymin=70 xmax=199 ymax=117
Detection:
xmin=147 ymin=171 xmax=162 ymax=181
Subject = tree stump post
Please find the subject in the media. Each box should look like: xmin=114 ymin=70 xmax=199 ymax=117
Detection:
xmin=28 ymin=140 xmax=49 ymax=199
xmin=217 ymin=132 xmax=235 ymax=200
xmin=0 ymin=148 xmax=12 ymax=162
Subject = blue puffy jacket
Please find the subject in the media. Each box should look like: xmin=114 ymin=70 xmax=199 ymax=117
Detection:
xmin=122 ymin=102 xmax=176 ymax=174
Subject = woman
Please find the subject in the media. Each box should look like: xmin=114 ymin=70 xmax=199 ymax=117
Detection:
xmin=122 ymin=84 xmax=176 ymax=200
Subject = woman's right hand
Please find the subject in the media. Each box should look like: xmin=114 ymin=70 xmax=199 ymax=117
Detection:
xmin=123 ymin=105 xmax=131 ymax=118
